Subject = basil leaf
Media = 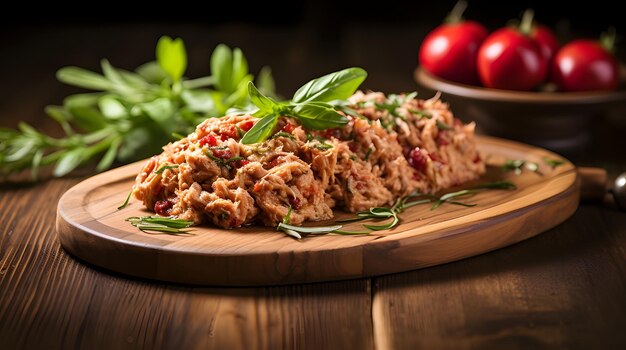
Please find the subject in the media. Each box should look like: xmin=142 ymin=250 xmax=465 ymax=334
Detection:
xmin=156 ymin=36 xmax=187 ymax=82
xmin=56 ymin=67 xmax=114 ymax=91
xmin=211 ymin=44 xmax=233 ymax=93
xmin=241 ymin=114 xmax=278 ymax=144
xmin=291 ymin=102 xmax=349 ymax=130
xmin=292 ymin=67 xmax=367 ymax=103
xmin=248 ymin=81 xmax=280 ymax=115
xmin=53 ymin=148 xmax=84 ymax=177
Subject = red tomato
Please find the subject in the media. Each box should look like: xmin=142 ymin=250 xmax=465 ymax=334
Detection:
xmin=419 ymin=21 xmax=488 ymax=85
xmin=477 ymin=27 xmax=547 ymax=90
xmin=531 ymin=24 xmax=559 ymax=66
xmin=551 ymin=39 xmax=619 ymax=92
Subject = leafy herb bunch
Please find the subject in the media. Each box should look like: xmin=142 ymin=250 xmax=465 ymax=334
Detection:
xmin=0 ymin=37 xmax=275 ymax=179
xmin=240 ymin=68 xmax=367 ymax=144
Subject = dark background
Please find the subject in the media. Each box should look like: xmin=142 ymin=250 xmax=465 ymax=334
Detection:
xmin=1 ymin=0 xmax=623 ymax=97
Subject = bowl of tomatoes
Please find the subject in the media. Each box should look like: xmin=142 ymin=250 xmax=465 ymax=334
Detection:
xmin=415 ymin=3 xmax=626 ymax=153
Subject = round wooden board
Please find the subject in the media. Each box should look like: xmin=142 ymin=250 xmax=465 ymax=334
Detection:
xmin=56 ymin=136 xmax=579 ymax=286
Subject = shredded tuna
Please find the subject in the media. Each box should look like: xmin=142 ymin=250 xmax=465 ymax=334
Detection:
xmin=132 ymin=92 xmax=485 ymax=228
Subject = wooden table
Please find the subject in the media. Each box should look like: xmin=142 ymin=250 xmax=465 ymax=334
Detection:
xmin=2 ymin=23 xmax=626 ymax=350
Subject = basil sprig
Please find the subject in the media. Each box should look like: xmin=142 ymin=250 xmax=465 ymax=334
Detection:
xmin=241 ymin=67 xmax=367 ymax=144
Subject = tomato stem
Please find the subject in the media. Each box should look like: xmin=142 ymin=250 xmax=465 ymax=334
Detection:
xmin=519 ymin=9 xmax=535 ymax=36
xmin=444 ymin=0 xmax=468 ymax=24
xmin=600 ymin=27 xmax=617 ymax=53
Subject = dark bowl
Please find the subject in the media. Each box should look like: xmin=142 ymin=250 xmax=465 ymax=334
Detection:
xmin=414 ymin=67 xmax=626 ymax=154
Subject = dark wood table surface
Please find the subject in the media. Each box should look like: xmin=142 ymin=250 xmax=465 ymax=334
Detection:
xmin=1 ymin=23 xmax=626 ymax=349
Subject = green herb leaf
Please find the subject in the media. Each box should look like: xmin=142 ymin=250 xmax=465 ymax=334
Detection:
xmin=56 ymin=67 xmax=114 ymax=91
xmin=126 ymin=216 xmax=194 ymax=234
xmin=272 ymin=131 xmax=296 ymax=140
xmin=101 ymin=59 xmax=131 ymax=91
xmin=53 ymin=148 xmax=84 ymax=177
xmin=181 ymin=90 xmax=216 ymax=113
xmin=232 ymin=48 xmax=248 ymax=90
xmin=363 ymin=215 xmax=399 ymax=231
xmin=248 ymin=81 xmax=280 ymax=115
xmin=96 ymin=136 xmax=122 ymax=172
xmin=135 ymin=61 xmax=167 ymax=84
xmin=436 ymin=120 xmax=453 ymax=130
xmin=140 ymin=98 xmax=175 ymax=133
xmin=543 ymin=157 xmax=566 ymax=168
xmin=241 ymin=114 xmax=279 ymax=144
xmin=278 ymin=222 xmax=343 ymax=234
xmin=293 ymin=67 xmax=367 ymax=103
xmin=502 ymin=159 xmax=541 ymax=176
xmin=98 ymin=96 xmax=127 ymax=120
xmin=210 ymin=45 xmax=252 ymax=98
xmin=1 ymin=41 xmax=272 ymax=180
xmin=291 ymin=102 xmax=349 ymax=130
xmin=312 ymin=142 xmax=333 ymax=150
xmin=282 ymin=228 xmax=302 ymax=239
xmin=256 ymin=66 xmax=276 ymax=96
xmin=30 ymin=149 xmax=44 ymax=181
xmin=282 ymin=206 xmax=292 ymax=225
xmin=156 ymin=36 xmax=187 ymax=82
xmin=155 ymin=164 xmax=179 ymax=174
xmin=118 ymin=190 xmax=133 ymax=210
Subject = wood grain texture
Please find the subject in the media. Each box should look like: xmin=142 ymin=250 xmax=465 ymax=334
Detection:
xmin=0 ymin=178 xmax=374 ymax=350
xmin=372 ymin=205 xmax=626 ymax=349
xmin=55 ymin=136 xmax=579 ymax=286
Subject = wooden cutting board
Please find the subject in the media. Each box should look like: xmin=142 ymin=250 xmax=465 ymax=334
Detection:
xmin=56 ymin=136 xmax=579 ymax=286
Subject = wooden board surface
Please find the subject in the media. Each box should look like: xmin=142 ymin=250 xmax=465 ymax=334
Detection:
xmin=55 ymin=136 xmax=579 ymax=286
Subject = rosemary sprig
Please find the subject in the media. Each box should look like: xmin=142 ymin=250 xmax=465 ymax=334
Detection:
xmin=312 ymin=142 xmax=333 ymax=150
xmin=502 ymin=159 xmax=541 ymax=175
xmin=155 ymin=164 xmax=179 ymax=174
xmin=204 ymin=150 xmax=243 ymax=170
xmin=543 ymin=157 xmax=566 ymax=168
xmin=339 ymin=180 xmax=517 ymax=229
xmin=118 ymin=190 xmax=133 ymax=210
xmin=431 ymin=181 xmax=516 ymax=210
xmin=277 ymin=206 xmax=367 ymax=239
xmin=431 ymin=190 xmax=478 ymax=210
xmin=126 ymin=216 xmax=194 ymax=234
xmin=271 ymin=131 xmax=296 ymax=140
xmin=364 ymin=148 xmax=373 ymax=161
xmin=436 ymin=120 xmax=453 ymax=130
xmin=1 ymin=39 xmax=276 ymax=180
